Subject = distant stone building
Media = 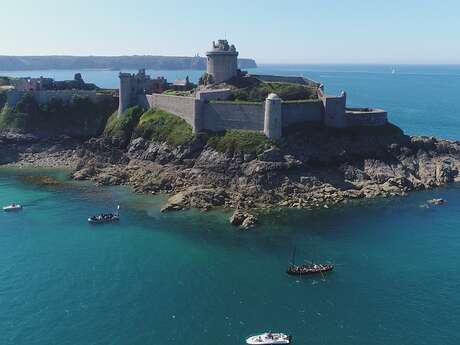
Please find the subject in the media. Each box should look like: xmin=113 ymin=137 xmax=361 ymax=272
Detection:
xmin=5 ymin=73 xmax=112 ymax=108
xmin=206 ymin=40 xmax=239 ymax=83
xmin=172 ymin=76 xmax=193 ymax=91
xmin=12 ymin=76 xmax=54 ymax=91
xmin=12 ymin=74 xmax=97 ymax=91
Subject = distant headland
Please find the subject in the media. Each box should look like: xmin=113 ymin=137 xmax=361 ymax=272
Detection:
xmin=0 ymin=55 xmax=257 ymax=71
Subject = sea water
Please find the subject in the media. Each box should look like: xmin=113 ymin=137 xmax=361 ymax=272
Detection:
xmin=1 ymin=65 xmax=460 ymax=345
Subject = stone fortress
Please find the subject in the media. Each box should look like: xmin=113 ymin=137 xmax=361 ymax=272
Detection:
xmin=119 ymin=39 xmax=388 ymax=140
xmin=5 ymin=73 xmax=110 ymax=107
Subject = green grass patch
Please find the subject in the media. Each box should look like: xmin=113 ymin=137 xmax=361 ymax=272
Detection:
xmin=209 ymin=100 xmax=262 ymax=105
xmin=282 ymin=99 xmax=322 ymax=104
xmin=207 ymin=130 xmax=271 ymax=154
xmin=133 ymin=108 xmax=193 ymax=146
xmin=0 ymin=89 xmax=7 ymax=109
xmin=162 ymin=90 xmax=193 ymax=97
xmin=104 ymin=106 xmax=144 ymax=140
xmin=228 ymin=77 xmax=318 ymax=102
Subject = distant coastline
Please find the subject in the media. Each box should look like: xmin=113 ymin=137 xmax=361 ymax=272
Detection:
xmin=0 ymin=55 xmax=257 ymax=71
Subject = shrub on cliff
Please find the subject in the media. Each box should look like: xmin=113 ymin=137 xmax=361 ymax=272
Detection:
xmin=0 ymin=93 xmax=116 ymax=137
xmin=133 ymin=108 xmax=193 ymax=146
xmin=207 ymin=130 xmax=271 ymax=154
xmin=104 ymin=106 xmax=143 ymax=141
xmin=0 ymin=89 xmax=7 ymax=109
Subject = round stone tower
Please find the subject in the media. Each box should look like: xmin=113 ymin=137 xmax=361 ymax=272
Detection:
xmin=206 ymin=40 xmax=239 ymax=84
xmin=264 ymin=93 xmax=282 ymax=140
xmin=118 ymin=72 xmax=133 ymax=116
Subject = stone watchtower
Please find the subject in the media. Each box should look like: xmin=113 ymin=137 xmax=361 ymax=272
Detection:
xmin=264 ymin=93 xmax=282 ymax=140
xmin=206 ymin=40 xmax=239 ymax=84
xmin=118 ymin=72 xmax=134 ymax=115
xmin=118 ymin=69 xmax=151 ymax=116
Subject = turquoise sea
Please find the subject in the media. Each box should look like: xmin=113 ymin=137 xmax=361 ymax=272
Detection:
xmin=1 ymin=65 xmax=460 ymax=345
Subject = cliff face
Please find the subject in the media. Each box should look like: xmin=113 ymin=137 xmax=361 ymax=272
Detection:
xmin=0 ymin=56 xmax=257 ymax=71
xmin=67 ymin=123 xmax=460 ymax=214
xmin=2 ymin=122 xmax=460 ymax=227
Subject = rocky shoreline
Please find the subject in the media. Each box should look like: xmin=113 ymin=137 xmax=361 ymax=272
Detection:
xmin=2 ymin=124 xmax=460 ymax=228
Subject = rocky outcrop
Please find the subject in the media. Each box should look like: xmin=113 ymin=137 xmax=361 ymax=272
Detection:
xmin=230 ymin=209 xmax=258 ymax=229
xmin=3 ymin=123 xmax=460 ymax=228
xmin=0 ymin=130 xmax=81 ymax=168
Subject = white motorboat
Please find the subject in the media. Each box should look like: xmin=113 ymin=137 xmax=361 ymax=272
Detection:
xmin=3 ymin=204 xmax=23 ymax=212
xmin=246 ymin=332 xmax=292 ymax=345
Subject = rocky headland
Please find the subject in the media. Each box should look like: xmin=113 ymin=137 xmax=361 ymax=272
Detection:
xmin=2 ymin=123 xmax=460 ymax=228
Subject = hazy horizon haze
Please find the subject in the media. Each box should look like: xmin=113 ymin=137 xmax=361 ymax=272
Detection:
xmin=1 ymin=0 xmax=460 ymax=64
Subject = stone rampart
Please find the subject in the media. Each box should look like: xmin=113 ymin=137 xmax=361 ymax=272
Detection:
xmin=282 ymin=100 xmax=324 ymax=126
xmin=196 ymin=89 xmax=232 ymax=102
xmin=345 ymin=108 xmax=388 ymax=127
xmin=145 ymin=94 xmax=197 ymax=128
xmin=202 ymin=102 xmax=264 ymax=132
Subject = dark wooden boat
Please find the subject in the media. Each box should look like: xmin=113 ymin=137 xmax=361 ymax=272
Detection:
xmin=286 ymin=247 xmax=334 ymax=275
xmin=88 ymin=205 xmax=120 ymax=224
xmin=88 ymin=214 xmax=120 ymax=224
xmin=286 ymin=263 xmax=334 ymax=275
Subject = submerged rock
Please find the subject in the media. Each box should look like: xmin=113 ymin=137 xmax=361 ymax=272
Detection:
xmin=19 ymin=175 xmax=63 ymax=186
xmin=229 ymin=209 xmax=258 ymax=229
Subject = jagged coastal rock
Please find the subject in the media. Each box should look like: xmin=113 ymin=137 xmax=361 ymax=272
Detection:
xmin=2 ymin=40 xmax=459 ymax=228
xmin=3 ymin=122 xmax=460 ymax=229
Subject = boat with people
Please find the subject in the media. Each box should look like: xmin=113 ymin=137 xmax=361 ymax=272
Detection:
xmin=287 ymin=262 xmax=334 ymax=275
xmin=246 ymin=332 xmax=292 ymax=345
xmin=3 ymin=204 xmax=23 ymax=212
xmin=88 ymin=205 xmax=120 ymax=224
xmin=286 ymin=247 xmax=334 ymax=276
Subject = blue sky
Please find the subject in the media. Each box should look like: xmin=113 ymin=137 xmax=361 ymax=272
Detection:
xmin=1 ymin=0 xmax=460 ymax=64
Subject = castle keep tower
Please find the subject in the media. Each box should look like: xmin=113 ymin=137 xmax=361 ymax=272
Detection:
xmin=206 ymin=40 xmax=239 ymax=84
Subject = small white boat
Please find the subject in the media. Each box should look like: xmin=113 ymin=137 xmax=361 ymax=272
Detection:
xmin=246 ymin=332 xmax=292 ymax=345
xmin=3 ymin=204 xmax=23 ymax=212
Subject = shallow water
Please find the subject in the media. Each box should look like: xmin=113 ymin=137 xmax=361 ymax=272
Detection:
xmin=1 ymin=65 xmax=460 ymax=345
xmin=1 ymin=169 xmax=460 ymax=345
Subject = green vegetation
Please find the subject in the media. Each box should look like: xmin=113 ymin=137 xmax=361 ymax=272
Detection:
xmin=209 ymin=100 xmax=262 ymax=105
xmin=0 ymin=89 xmax=7 ymax=109
xmin=207 ymin=130 xmax=271 ymax=154
xmin=224 ymin=76 xmax=317 ymax=103
xmin=162 ymin=90 xmax=193 ymax=97
xmin=230 ymin=81 xmax=317 ymax=102
xmin=104 ymin=106 xmax=144 ymax=140
xmin=134 ymin=108 xmax=193 ymax=146
xmin=0 ymin=93 xmax=116 ymax=136
xmin=282 ymin=99 xmax=322 ymax=104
